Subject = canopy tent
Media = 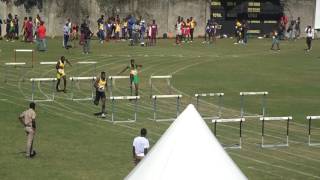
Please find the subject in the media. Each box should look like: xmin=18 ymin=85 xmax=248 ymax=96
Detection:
xmin=125 ymin=104 xmax=247 ymax=180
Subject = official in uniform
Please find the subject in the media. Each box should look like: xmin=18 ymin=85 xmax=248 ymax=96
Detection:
xmin=19 ymin=102 xmax=37 ymax=158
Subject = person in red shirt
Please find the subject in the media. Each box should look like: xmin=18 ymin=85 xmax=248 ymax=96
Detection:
xmin=150 ymin=20 xmax=158 ymax=46
xmin=37 ymin=21 xmax=47 ymax=51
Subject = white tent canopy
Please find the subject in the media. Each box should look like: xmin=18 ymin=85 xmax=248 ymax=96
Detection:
xmin=125 ymin=104 xmax=247 ymax=180
xmin=315 ymin=0 xmax=320 ymax=29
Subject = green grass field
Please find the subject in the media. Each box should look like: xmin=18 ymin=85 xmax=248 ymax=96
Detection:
xmin=0 ymin=37 xmax=320 ymax=180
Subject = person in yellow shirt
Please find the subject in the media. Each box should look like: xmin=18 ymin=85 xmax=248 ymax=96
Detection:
xmin=94 ymin=71 xmax=108 ymax=118
xmin=190 ymin=17 xmax=196 ymax=42
xmin=122 ymin=18 xmax=128 ymax=40
xmin=115 ymin=21 xmax=121 ymax=40
xmin=56 ymin=56 xmax=72 ymax=92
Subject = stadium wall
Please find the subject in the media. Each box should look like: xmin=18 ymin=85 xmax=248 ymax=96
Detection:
xmin=0 ymin=0 xmax=316 ymax=37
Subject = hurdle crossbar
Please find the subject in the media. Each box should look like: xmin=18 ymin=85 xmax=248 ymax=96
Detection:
xmin=195 ymin=93 xmax=224 ymax=119
xmin=30 ymin=78 xmax=57 ymax=102
xmin=76 ymin=61 xmax=97 ymax=80
xmin=108 ymin=76 xmax=130 ymax=96
xmin=150 ymin=94 xmax=182 ymax=122
xmin=40 ymin=61 xmax=56 ymax=65
xmin=212 ymin=118 xmax=245 ymax=149
xmin=69 ymin=76 xmax=96 ymax=101
xmin=260 ymin=116 xmax=292 ymax=148
xmin=102 ymin=96 xmax=140 ymax=123
xmin=150 ymin=75 xmax=172 ymax=95
xmin=5 ymin=62 xmax=26 ymax=65
xmin=306 ymin=116 xmax=320 ymax=146
xmin=14 ymin=49 xmax=35 ymax=68
xmin=240 ymin=91 xmax=268 ymax=118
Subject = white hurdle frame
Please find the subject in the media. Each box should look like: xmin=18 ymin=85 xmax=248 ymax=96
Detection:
xmin=3 ymin=62 xmax=27 ymax=82
xmin=212 ymin=118 xmax=245 ymax=149
xmin=30 ymin=78 xmax=57 ymax=102
xmin=195 ymin=93 xmax=224 ymax=119
xmin=108 ymin=76 xmax=130 ymax=96
xmin=76 ymin=61 xmax=97 ymax=77
xmin=240 ymin=91 xmax=268 ymax=118
xmin=14 ymin=49 xmax=35 ymax=68
xmin=40 ymin=61 xmax=56 ymax=65
xmin=150 ymin=94 xmax=182 ymax=122
xmin=306 ymin=116 xmax=320 ymax=146
xmin=102 ymin=96 xmax=140 ymax=123
xmin=150 ymin=75 xmax=172 ymax=95
xmin=260 ymin=116 xmax=292 ymax=148
xmin=69 ymin=77 xmax=96 ymax=101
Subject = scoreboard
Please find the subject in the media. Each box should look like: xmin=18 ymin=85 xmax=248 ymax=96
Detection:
xmin=211 ymin=0 xmax=283 ymax=35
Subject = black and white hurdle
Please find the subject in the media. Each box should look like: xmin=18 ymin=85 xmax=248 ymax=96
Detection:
xmin=150 ymin=94 xmax=182 ymax=122
xmin=3 ymin=62 xmax=27 ymax=82
xmin=108 ymin=76 xmax=130 ymax=96
xmin=69 ymin=76 xmax=96 ymax=101
xmin=14 ymin=49 xmax=35 ymax=68
xmin=212 ymin=118 xmax=245 ymax=149
xmin=195 ymin=93 xmax=224 ymax=119
xmin=240 ymin=91 xmax=268 ymax=118
xmin=30 ymin=78 xmax=57 ymax=102
xmin=149 ymin=75 xmax=172 ymax=95
xmin=260 ymin=116 xmax=292 ymax=148
xmin=306 ymin=116 xmax=320 ymax=146
xmin=101 ymin=96 xmax=140 ymax=123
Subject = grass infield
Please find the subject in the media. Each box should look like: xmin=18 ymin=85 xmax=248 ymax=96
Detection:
xmin=0 ymin=38 xmax=320 ymax=179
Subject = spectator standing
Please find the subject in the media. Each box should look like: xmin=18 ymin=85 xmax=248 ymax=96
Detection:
xmin=295 ymin=17 xmax=301 ymax=39
xmin=305 ymin=25 xmax=314 ymax=52
xmin=115 ymin=20 xmax=121 ymax=40
xmin=0 ymin=18 xmax=2 ymax=39
xmin=37 ymin=21 xmax=47 ymax=51
xmin=14 ymin=15 xmax=19 ymax=39
xmin=83 ymin=24 xmax=93 ymax=54
xmin=26 ymin=17 xmax=33 ymax=43
xmin=63 ymin=23 xmax=70 ymax=49
xmin=271 ymin=28 xmax=280 ymax=51
xmin=132 ymin=128 xmax=150 ymax=165
xmin=140 ymin=20 xmax=146 ymax=45
xmin=21 ymin=17 xmax=28 ymax=41
xmin=150 ymin=20 xmax=158 ymax=46
xmin=122 ymin=18 xmax=128 ymax=40
xmin=97 ymin=15 xmax=105 ymax=44
xmin=190 ymin=17 xmax=196 ymax=42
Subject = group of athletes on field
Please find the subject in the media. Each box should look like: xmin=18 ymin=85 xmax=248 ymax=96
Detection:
xmin=55 ymin=57 xmax=141 ymax=118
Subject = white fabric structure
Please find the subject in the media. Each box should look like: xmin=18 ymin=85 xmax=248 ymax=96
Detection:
xmin=315 ymin=0 xmax=320 ymax=29
xmin=125 ymin=104 xmax=247 ymax=180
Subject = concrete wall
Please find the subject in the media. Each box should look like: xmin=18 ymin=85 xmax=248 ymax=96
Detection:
xmin=0 ymin=0 xmax=316 ymax=37
xmin=283 ymin=0 xmax=316 ymax=33
xmin=0 ymin=0 xmax=210 ymax=37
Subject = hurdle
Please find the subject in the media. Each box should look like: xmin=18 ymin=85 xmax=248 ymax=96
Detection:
xmin=306 ymin=116 xmax=320 ymax=146
xmin=108 ymin=76 xmax=130 ymax=96
xmin=240 ymin=91 xmax=268 ymax=118
xmin=149 ymin=75 xmax=172 ymax=95
xmin=212 ymin=118 xmax=245 ymax=149
xmin=260 ymin=116 xmax=292 ymax=148
xmin=3 ymin=62 xmax=27 ymax=82
xmin=76 ymin=61 xmax=97 ymax=77
xmin=40 ymin=61 xmax=56 ymax=65
xmin=150 ymin=94 xmax=182 ymax=122
xmin=102 ymin=96 xmax=140 ymax=123
xmin=69 ymin=76 xmax=96 ymax=101
xmin=30 ymin=78 xmax=57 ymax=102
xmin=14 ymin=49 xmax=35 ymax=68
xmin=195 ymin=93 xmax=224 ymax=119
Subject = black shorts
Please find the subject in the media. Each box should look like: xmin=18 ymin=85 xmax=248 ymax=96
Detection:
xmin=94 ymin=91 xmax=106 ymax=103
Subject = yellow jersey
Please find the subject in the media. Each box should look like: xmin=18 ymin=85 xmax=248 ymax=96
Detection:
xmin=97 ymin=78 xmax=106 ymax=91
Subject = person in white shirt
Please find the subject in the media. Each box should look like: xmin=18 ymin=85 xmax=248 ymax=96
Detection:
xmin=305 ymin=25 xmax=314 ymax=52
xmin=132 ymin=128 xmax=149 ymax=165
